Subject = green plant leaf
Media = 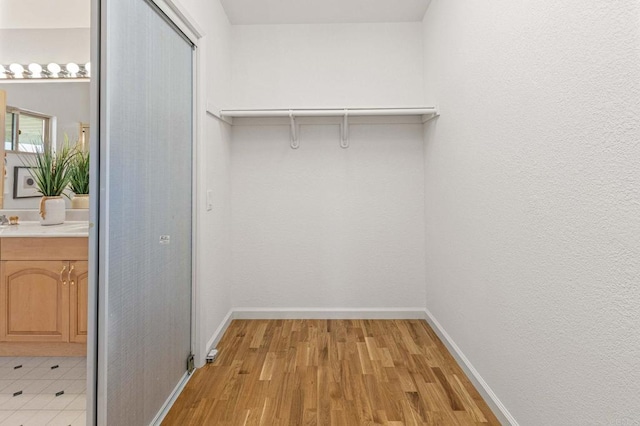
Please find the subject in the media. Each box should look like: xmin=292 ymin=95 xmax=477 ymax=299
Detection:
xmin=69 ymin=149 xmax=90 ymax=195
xmin=20 ymin=137 xmax=77 ymax=197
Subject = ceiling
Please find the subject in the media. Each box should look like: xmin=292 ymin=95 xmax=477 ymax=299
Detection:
xmin=0 ymin=0 xmax=430 ymax=28
xmin=0 ymin=0 xmax=89 ymax=29
xmin=220 ymin=0 xmax=432 ymax=25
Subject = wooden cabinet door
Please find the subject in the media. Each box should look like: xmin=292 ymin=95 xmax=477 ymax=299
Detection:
xmin=70 ymin=261 xmax=88 ymax=343
xmin=0 ymin=261 xmax=70 ymax=342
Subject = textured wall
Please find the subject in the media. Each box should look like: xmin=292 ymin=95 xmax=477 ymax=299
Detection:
xmin=178 ymin=0 xmax=233 ymax=366
xmin=231 ymin=120 xmax=426 ymax=309
xmin=230 ymin=23 xmax=424 ymax=108
xmin=422 ymin=1 xmax=640 ymax=424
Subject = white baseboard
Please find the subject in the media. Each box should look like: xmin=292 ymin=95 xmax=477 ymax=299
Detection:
xmin=233 ymin=307 xmax=427 ymax=320
xmin=150 ymin=371 xmax=192 ymax=426
xmin=205 ymin=309 xmax=234 ymax=357
xmin=423 ymin=309 xmax=519 ymax=426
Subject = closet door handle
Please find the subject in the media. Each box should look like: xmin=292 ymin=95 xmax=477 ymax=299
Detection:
xmin=60 ymin=265 xmax=67 ymax=286
xmin=69 ymin=265 xmax=76 ymax=286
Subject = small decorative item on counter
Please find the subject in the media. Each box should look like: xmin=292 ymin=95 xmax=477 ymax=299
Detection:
xmin=9 ymin=216 xmax=19 ymax=225
xmin=21 ymin=138 xmax=75 ymax=226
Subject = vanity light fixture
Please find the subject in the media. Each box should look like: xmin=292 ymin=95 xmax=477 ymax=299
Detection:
xmin=0 ymin=62 xmax=90 ymax=80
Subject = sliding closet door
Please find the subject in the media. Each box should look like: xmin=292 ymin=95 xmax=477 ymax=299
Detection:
xmin=99 ymin=0 xmax=193 ymax=423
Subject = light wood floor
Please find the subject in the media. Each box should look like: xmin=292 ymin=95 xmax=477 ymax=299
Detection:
xmin=163 ymin=320 xmax=500 ymax=425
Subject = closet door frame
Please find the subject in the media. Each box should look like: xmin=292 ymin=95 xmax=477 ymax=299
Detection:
xmin=90 ymin=0 xmax=206 ymax=424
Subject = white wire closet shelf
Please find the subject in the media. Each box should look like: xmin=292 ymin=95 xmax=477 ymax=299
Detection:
xmin=218 ymin=106 xmax=440 ymax=149
xmin=220 ymin=107 xmax=438 ymax=118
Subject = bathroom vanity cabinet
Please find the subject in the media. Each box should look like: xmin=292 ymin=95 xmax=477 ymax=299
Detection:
xmin=0 ymin=237 xmax=88 ymax=356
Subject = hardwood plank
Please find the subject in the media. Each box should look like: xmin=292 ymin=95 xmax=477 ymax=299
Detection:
xmin=450 ymin=374 xmax=489 ymax=423
xmin=163 ymin=320 xmax=501 ymax=425
xmin=432 ymin=366 xmax=465 ymax=411
xmin=259 ymin=352 xmax=276 ymax=381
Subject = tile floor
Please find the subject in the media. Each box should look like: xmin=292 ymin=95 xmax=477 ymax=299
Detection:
xmin=0 ymin=357 xmax=86 ymax=426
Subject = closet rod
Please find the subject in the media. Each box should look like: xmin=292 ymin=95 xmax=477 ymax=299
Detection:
xmin=220 ymin=107 xmax=437 ymax=118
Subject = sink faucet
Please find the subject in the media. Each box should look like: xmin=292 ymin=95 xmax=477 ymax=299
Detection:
xmin=0 ymin=215 xmax=8 ymax=225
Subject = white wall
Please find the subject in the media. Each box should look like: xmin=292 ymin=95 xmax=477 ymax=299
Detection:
xmin=177 ymin=0 xmax=233 ymax=366
xmin=230 ymin=23 xmax=424 ymax=108
xmin=0 ymin=28 xmax=90 ymax=64
xmin=231 ymin=119 xmax=426 ymax=310
xmin=422 ymin=1 xmax=640 ymax=424
xmin=0 ymin=0 xmax=89 ymax=29
xmin=229 ymin=21 xmax=427 ymax=311
xmin=1 ymin=81 xmax=90 ymax=209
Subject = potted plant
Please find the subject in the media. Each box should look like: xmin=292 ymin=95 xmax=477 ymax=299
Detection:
xmin=69 ymin=149 xmax=90 ymax=209
xmin=22 ymin=144 xmax=75 ymax=225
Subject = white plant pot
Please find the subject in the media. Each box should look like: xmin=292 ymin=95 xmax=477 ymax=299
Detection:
xmin=39 ymin=196 xmax=66 ymax=226
xmin=71 ymin=194 xmax=90 ymax=209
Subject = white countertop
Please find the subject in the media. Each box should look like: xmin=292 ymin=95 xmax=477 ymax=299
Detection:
xmin=0 ymin=221 xmax=89 ymax=238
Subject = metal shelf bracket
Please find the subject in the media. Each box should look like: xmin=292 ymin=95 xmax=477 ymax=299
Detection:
xmin=341 ymin=110 xmax=349 ymax=149
xmin=289 ymin=110 xmax=299 ymax=149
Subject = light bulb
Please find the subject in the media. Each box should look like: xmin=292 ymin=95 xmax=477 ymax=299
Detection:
xmin=28 ymin=63 xmax=42 ymax=77
xmin=9 ymin=63 xmax=24 ymax=77
xmin=85 ymin=62 xmax=91 ymax=76
xmin=28 ymin=63 xmax=42 ymax=73
xmin=47 ymin=63 xmax=61 ymax=76
xmin=66 ymin=62 xmax=79 ymax=75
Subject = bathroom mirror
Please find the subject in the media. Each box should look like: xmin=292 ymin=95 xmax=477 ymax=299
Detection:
xmin=0 ymin=83 xmax=90 ymax=209
xmin=0 ymin=4 xmax=90 ymax=210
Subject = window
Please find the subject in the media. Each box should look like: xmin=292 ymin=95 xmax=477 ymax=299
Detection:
xmin=4 ymin=107 xmax=52 ymax=153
